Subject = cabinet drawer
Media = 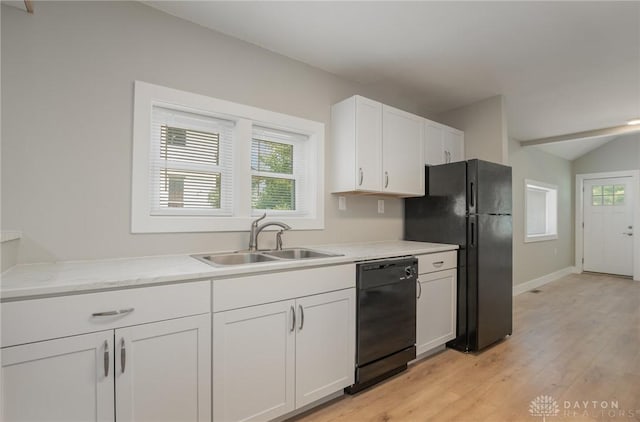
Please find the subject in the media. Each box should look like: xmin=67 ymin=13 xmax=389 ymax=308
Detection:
xmin=417 ymin=251 xmax=457 ymax=274
xmin=1 ymin=281 xmax=210 ymax=348
xmin=213 ymin=264 xmax=355 ymax=312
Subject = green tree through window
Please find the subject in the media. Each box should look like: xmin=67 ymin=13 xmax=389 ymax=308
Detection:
xmin=251 ymin=139 xmax=295 ymax=210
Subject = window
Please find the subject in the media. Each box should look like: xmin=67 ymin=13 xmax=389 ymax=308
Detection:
xmin=525 ymin=179 xmax=558 ymax=242
xmin=251 ymin=127 xmax=307 ymax=213
xmin=151 ymin=106 xmax=234 ymax=215
xmin=591 ymin=184 xmax=625 ymax=206
xmin=132 ymin=81 xmax=324 ymax=233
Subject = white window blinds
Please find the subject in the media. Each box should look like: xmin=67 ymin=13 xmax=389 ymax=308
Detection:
xmin=150 ymin=106 xmax=234 ymax=215
xmin=251 ymin=126 xmax=308 ymax=214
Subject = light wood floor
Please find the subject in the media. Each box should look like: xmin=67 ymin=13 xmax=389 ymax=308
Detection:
xmin=296 ymin=273 xmax=640 ymax=421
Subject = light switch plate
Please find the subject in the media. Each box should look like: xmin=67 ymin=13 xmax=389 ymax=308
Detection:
xmin=338 ymin=196 xmax=346 ymax=211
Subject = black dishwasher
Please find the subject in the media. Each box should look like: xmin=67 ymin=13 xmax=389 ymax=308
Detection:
xmin=345 ymin=256 xmax=417 ymax=394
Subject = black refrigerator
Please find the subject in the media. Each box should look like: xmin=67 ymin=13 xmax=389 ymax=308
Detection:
xmin=404 ymin=159 xmax=513 ymax=352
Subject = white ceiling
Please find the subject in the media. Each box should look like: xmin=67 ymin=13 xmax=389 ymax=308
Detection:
xmin=145 ymin=1 xmax=640 ymax=145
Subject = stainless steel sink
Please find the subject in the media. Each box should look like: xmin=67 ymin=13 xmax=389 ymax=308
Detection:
xmin=262 ymin=248 xmax=341 ymax=260
xmin=192 ymin=252 xmax=278 ymax=266
xmin=192 ymin=248 xmax=342 ymax=267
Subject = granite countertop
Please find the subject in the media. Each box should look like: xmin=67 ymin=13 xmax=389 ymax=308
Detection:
xmin=0 ymin=240 xmax=458 ymax=301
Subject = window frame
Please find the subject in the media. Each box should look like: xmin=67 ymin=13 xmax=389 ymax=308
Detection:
xmin=524 ymin=179 xmax=558 ymax=243
xmin=131 ymin=81 xmax=324 ymax=233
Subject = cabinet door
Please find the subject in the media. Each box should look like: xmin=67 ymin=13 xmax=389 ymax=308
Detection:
xmin=443 ymin=129 xmax=464 ymax=163
xmin=355 ymin=96 xmax=383 ymax=192
xmin=1 ymin=331 xmax=114 ymax=422
xmin=382 ymin=105 xmax=424 ymax=196
xmin=213 ymin=300 xmax=295 ymax=422
xmin=295 ymin=289 xmax=355 ymax=408
xmin=115 ymin=314 xmax=211 ymax=422
xmin=424 ymin=121 xmax=445 ymax=166
xmin=416 ymin=269 xmax=457 ymax=355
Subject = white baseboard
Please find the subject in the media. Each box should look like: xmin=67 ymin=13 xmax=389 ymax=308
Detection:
xmin=512 ymin=266 xmax=577 ymax=296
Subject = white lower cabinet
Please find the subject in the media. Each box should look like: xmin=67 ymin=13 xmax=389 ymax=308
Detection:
xmin=2 ymin=314 xmax=210 ymax=422
xmin=416 ymin=268 xmax=457 ymax=355
xmin=116 ymin=315 xmax=211 ymax=422
xmin=213 ymin=289 xmax=355 ymax=422
xmin=1 ymin=281 xmax=212 ymax=422
xmin=2 ymin=331 xmax=115 ymax=422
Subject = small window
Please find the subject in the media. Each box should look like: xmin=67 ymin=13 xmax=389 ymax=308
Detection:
xmin=525 ymin=179 xmax=558 ymax=242
xmin=150 ymin=106 xmax=234 ymax=216
xmin=591 ymin=184 xmax=624 ymax=206
xmin=251 ymin=127 xmax=307 ymax=214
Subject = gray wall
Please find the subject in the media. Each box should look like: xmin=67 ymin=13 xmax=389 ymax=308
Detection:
xmin=1 ymin=2 xmax=420 ymax=265
xmin=573 ymin=133 xmax=640 ymax=175
xmin=436 ymin=95 xmax=509 ymax=165
xmin=509 ymin=139 xmax=574 ymax=285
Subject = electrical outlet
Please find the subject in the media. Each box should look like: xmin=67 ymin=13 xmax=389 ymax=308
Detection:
xmin=338 ymin=196 xmax=346 ymax=211
xmin=378 ymin=199 xmax=384 ymax=214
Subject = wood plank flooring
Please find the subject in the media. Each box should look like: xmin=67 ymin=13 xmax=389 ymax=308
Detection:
xmin=295 ymin=273 xmax=640 ymax=421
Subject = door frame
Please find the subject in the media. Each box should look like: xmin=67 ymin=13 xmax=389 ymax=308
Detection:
xmin=575 ymin=170 xmax=640 ymax=280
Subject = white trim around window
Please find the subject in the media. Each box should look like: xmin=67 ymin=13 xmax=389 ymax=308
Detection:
xmin=524 ymin=179 xmax=558 ymax=243
xmin=131 ymin=81 xmax=325 ymax=233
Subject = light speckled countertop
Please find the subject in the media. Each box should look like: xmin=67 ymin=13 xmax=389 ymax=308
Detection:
xmin=1 ymin=241 xmax=457 ymax=300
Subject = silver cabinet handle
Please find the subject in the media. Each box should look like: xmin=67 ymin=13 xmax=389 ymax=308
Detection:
xmin=120 ymin=338 xmax=126 ymax=374
xmin=290 ymin=306 xmax=296 ymax=332
xmin=92 ymin=308 xmax=135 ymax=317
xmin=433 ymin=260 xmax=444 ymax=267
xmin=417 ymin=280 xmax=422 ymax=299
xmin=298 ymin=305 xmax=304 ymax=330
xmin=384 ymin=171 xmax=389 ymax=188
xmin=103 ymin=340 xmax=109 ymax=378
xmin=358 ymin=168 xmax=364 ymax=186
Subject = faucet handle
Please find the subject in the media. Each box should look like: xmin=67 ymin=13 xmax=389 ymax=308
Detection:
xmin=276 ymin=230 xmax=285 ymax=251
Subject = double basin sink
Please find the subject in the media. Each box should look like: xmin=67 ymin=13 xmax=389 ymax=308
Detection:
xmin=192 ymin=248 xmax=342 ymax=267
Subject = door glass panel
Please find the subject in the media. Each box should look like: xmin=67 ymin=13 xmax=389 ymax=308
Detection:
xmin=592 ymin=186 xmax=602 ymax=196
xmin=614 ymin=195 xmax=625 ymax=205
xmin=603 ymin=185 xmax=614 ymax=195
xmin=592 ymin=196 xmax=603 ymax=206
xmin=603 ymin=195 xmax=614 ymax=206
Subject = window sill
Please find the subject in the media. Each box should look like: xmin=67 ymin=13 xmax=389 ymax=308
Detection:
xmin=1 ymin=231 xmax=22 ymax=243
xmin=524 ymin=234 xmax=558 ymax=243
xmin=131 ymin=216 xmax=323 ymax=233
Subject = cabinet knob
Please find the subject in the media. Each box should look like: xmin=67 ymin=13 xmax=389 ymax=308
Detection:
xmin=358 ymin=168 xmax=364 ymax=186
xmin=384 ymin=171 xmax=389 ymax=188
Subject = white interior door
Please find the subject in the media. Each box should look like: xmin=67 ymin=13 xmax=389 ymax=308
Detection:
xmin=583 ymin=177 xmax=634 ymax=276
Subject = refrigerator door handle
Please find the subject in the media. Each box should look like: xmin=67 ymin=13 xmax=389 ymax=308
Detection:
xmin=470 ymin=221 xmax=475 ymax=247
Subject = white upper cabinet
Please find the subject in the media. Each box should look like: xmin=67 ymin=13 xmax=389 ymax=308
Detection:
xmin=381 ymin=105 xmax=424 ymax=196
xmin=424 ymin=120 xmax=465 ymax=166
xmin=331 ymin=95 xmax=424 ymax=197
